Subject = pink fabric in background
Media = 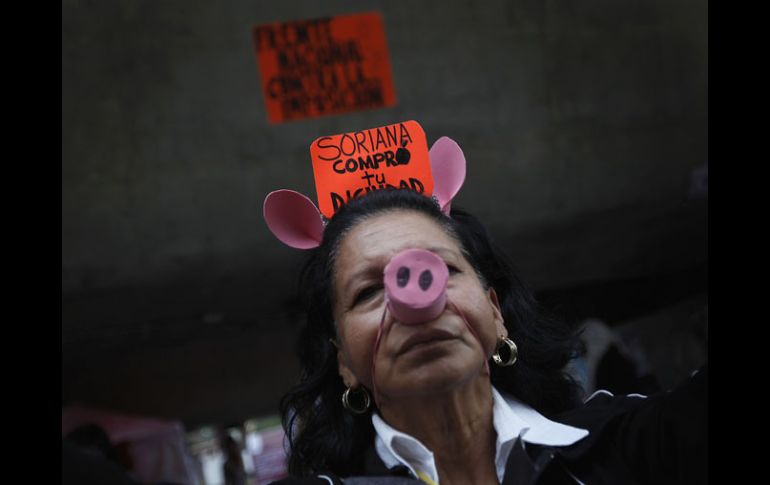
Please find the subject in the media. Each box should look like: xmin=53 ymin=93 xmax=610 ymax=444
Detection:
xmin=62 ymin=404 xmax=201 ymax=484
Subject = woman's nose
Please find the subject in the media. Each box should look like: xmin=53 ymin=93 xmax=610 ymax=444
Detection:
xmin=383 ymin=249 xmax=449 ymax=324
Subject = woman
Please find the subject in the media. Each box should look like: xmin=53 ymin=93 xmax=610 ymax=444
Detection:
xmin=266 ymin=188 xmax=706 ymax=485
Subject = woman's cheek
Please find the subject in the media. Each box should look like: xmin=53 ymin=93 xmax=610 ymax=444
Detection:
xmin=457 ymin=290 xmax=499 ymax=356
xmin=343 ymin=320 xmax=378 ymax=384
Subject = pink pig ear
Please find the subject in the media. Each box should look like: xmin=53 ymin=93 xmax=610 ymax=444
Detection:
xmin=263 ymin=189 xmax=324 ymax=249
xmin=429 ymin=136 xmax=466 ymax=214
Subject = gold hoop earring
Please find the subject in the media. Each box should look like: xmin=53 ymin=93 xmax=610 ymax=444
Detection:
xmin=493 ymin=337 xmax=518 ymax=367
xmin=342 ymin=387 xmax=371 ymax=414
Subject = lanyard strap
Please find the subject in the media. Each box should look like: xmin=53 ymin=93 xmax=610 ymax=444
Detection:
xmin=415 ymin=469 xmax=439 ymax=485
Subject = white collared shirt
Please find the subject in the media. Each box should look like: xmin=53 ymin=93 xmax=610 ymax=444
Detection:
xmin=371 ymin=387 xmax=589 ymax=484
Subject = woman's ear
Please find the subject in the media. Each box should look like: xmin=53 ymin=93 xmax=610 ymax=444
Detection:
xmin=487 ymin=287 xmax=506 ymax=337
xmin=337 ymin=348 xmax=360 ymax=389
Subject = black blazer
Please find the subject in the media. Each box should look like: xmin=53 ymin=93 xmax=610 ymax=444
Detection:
xmin=272 ymin=366 xmax=707 ymax=485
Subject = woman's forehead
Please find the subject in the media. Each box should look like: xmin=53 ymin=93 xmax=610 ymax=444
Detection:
xmin=339 ymin=211 xmax=459 ymax=259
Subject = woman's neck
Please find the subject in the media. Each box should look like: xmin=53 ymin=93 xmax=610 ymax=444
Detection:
xmin=378 ymin=376 xmax=500 ymax=485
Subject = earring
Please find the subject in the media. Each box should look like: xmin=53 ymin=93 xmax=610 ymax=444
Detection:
xmin=342 ymin=387 xmax=371 ymax=414
xmin=493 ymin=337 xmax=518 ymax=367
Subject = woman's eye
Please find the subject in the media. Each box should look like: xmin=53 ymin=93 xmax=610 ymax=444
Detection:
xmin=448 ymin=265 xmax=461 ymax=275
xmin=352 ymin=285 xmax=382 ymax=306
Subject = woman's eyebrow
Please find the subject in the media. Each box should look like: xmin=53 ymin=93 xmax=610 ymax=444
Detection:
xmin=428 ymin=247 xmax=461 ymax=260
xmin=343 ymin=265 xmax=382 ymax=295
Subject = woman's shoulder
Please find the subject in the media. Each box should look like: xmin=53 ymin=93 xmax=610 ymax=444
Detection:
xmin=562 ymin=365 xmax=704 ymax=418
xmin=270 ymin=476 xmax=420 ymax=485
xmin=269 ymin=476 xmax=340 ymax=485
xmin=554 ymin=366 xmax=707 ymax=484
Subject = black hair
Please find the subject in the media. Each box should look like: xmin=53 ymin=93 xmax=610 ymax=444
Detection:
xmin=279 ymin=189 xmax=582 ymax=477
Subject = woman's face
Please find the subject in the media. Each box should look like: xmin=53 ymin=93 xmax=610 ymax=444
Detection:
xmin=333 ymin=210 xmax=506 ymax=402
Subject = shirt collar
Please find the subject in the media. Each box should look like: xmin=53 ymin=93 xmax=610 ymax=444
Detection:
xmin=372 ymin=387 xmax=589 ymax=484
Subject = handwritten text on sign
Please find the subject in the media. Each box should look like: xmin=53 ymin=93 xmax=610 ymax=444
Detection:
xmin=310 ymin=121 xmax=433 ymax=218
xmin=252 ymin=12 xmax=396 ymax=123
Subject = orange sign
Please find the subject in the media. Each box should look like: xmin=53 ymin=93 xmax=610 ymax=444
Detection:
xmin=310 ymin=121 xmax=433 ymax=218
xmin=251 ymin=12 xmax=396 ymax=123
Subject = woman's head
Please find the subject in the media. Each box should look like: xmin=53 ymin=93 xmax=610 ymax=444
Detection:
xmin=281 ymin=189 xmax=581 ymax=476
xmin=333 ymin=208 xmax=506 ymax=405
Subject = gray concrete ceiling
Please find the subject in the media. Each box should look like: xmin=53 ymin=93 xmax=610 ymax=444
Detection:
xmin=62 ymin=0 xmax=707 ymax=428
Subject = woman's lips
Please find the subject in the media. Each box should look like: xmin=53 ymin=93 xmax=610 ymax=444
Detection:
xmin=397 ymin=328 xmax=456 ymax=356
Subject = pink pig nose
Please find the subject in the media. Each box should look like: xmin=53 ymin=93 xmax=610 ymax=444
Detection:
xmin=383 ymin=249 xmax=449 ymax=325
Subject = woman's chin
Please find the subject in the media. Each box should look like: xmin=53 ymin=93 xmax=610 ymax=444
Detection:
xmin=378 ymin=355 xmax=485 ymax=401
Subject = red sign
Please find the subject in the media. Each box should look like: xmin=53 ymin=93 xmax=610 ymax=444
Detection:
xmin=251 ymin=12 xmax=396 ymax=123
xmin=310 ymin=121 xmax=433 ymax=218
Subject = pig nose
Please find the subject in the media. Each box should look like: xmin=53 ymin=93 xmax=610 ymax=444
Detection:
xmin=384 ymin=249 xmax=449 ymax=324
